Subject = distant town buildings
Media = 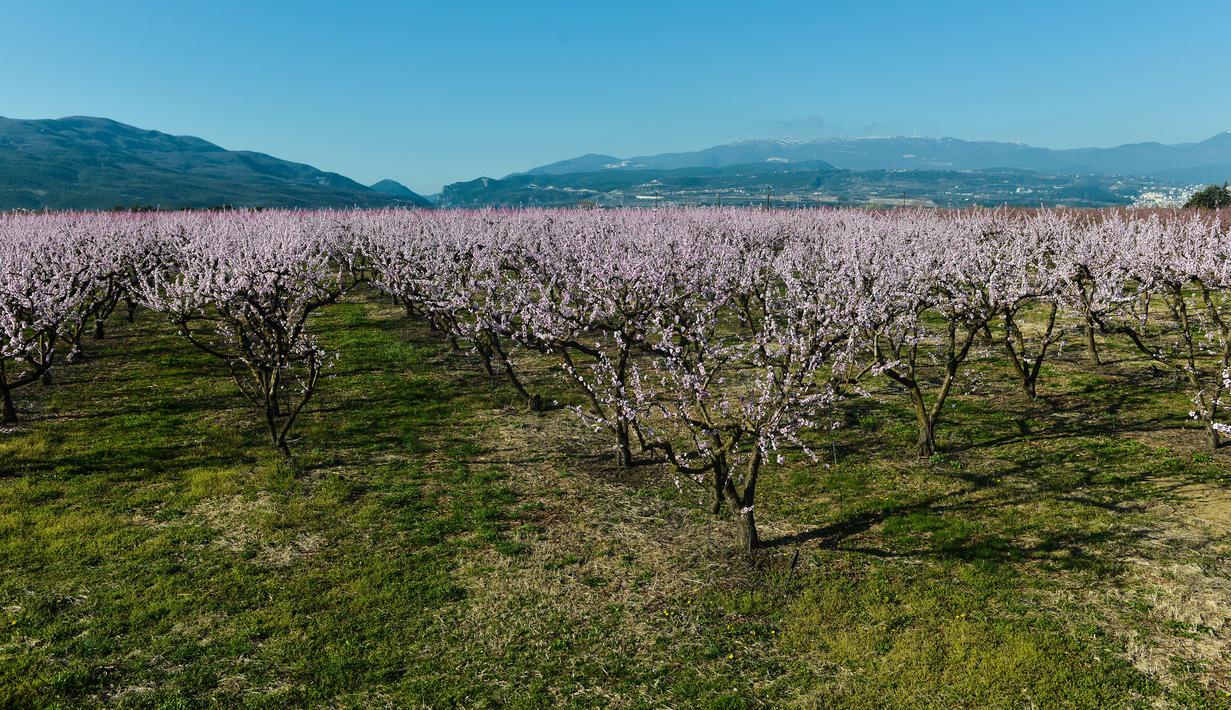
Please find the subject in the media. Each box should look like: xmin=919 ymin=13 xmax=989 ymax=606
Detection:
xmin=1132 ymin=185 xmax=1203 ymax=208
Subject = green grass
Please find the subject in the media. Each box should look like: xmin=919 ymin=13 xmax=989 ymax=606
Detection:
xmin=1 ymin=295 xmax=1229 ymax=707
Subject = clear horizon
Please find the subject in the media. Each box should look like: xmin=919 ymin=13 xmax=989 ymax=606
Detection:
xmin=6 ymin=0 xmax=1230 ymax=194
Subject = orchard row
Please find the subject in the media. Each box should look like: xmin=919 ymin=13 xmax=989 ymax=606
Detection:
xmin=2 ymin=207 xmax=1227 ymax=549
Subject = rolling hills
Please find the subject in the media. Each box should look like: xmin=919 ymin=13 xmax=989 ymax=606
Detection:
xmin=441 ymin=161 xmax=1164 ymax=209
xmin=0 ymin=116 xmax=430 ymax=210
xmin=520 ymin=133 xmax=1231 ymax=181
xmin=450 ymin=133 xmax=1230 ymax=208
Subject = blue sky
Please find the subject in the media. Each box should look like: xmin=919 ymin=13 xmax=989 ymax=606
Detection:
xmin=4 ymin=1 xmax=1230 ymax=194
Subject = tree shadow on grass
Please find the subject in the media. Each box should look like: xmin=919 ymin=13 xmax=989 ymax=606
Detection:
xmin=758 ymin=427 xmax=1227 ymax=574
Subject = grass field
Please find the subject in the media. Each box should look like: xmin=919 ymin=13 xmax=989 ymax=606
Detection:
xmin=2 ymin=292 xmax=1230 ymax=708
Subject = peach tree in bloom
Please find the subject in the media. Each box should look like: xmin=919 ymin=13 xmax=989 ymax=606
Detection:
xmin=0 ymin=214 xmax=92 ymax=422
xmin=837 ymin=210 xmax=1003 ymax=457
xmin=510 ymin=209 xmax=852 ymax=550
xmin=1077 ymin=211 xmax=1231 ymax=447
xmin=135 ymin=211 xmax=356 ymax=456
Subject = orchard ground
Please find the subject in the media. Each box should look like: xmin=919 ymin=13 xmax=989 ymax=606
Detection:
xmin=1 ymin=290 xmax=1230 ymax=708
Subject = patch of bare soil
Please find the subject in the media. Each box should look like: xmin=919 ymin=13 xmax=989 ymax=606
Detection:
xmin=1097 ymin=479 xmax=1231 ymax=702
xmin=1168 ymin=482 xmax=1231 ymax=532
xmin=197 ymin=493 xmax=325 ymax=567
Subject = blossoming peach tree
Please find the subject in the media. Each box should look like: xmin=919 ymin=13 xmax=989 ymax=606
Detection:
xmin=135 ymin=211 xmax=357 ymax=456
xmin=0 ymin=215 xmax=92 ymax=422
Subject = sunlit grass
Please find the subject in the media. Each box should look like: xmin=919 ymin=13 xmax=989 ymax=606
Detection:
xmin=0 ymin=293 xmax=1227 ymax=707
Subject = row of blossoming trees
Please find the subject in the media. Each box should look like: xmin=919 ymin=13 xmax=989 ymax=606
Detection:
xmin=1 ymin=207 xmax=1228 ymax=549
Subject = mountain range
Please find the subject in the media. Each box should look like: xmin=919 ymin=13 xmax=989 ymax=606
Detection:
xmin=444 ymin=160 xmax=839 ymax=206
xmin=436 ymin=132 xmax=1231 ymax=208
xmin=0 ymin=116 xmax=430 ymax=210
xmin=2 ymin=115 xmax=1229 ymax=211
xmin=519 ymin=133 xmax=1231 ymax=184
xmin=440 ymin=162 xmax=1162 ymax=210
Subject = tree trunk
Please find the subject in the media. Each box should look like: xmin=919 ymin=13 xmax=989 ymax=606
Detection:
xmin=916 ymin=419 xmax=936 ymax=458
xmin=738 ymin=508 xmax=759 ymax=552
xmin=711 ymin=458 xmax=728 ymax=516
xmin=474 ymin=338 xmax=497 ymax=380
xmin=0 ymin=379 xmax=15 ymax=423
xmin=490 ymin=334 xmax=541 ymax=411
xmin=1204 ymin=418 xmax=1222 ymax=449
xmin=908 ymin=387 xmax=935 ymax=457
xmin=94 ymin=319 xmax=105 ymax=340
xmin=616 ymin=422 xmax=634 ymax=470
xmin=1002 ymin=313 xmax=1041 ymax=400
xmin=1084 ymin=318 xmax=1101 ymax=365
xmin=727 ymin=449 xmax=761 ymax=552
xmin=268 ymin=407 xmax=295 ymax=460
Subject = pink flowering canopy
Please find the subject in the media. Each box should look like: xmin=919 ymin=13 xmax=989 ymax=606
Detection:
xmin=2 ymin=205 xmax=1228 ymax=549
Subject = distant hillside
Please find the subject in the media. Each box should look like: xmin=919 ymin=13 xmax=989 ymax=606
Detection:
xmin=521 ymin=133 xmax=1231 ymax=180
xmin=369 ymin=179 xmax=432 ymax=206
xmin=441 ymin=161 xmax=1159 ymax=209
xmin=1148 ymin=163 xmax=1231 ymax=184
xmin=445 ymin=160 xmax=835 ymax=207
xmin=513 ymin=153 xmax=624 ymax=176
xmin=0 ymin=116 xmax=430 ymax=210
